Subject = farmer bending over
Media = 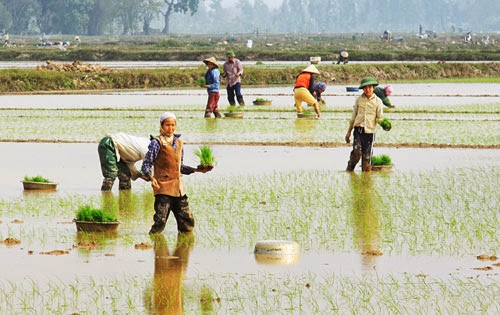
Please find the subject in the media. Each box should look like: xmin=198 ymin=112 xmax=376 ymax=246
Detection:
xmin=98 ymin=132 xmax=150 ymax=191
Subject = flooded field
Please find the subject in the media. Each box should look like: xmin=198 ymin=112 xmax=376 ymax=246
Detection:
xmin=1 ymin=84 xmax=499 ymax=314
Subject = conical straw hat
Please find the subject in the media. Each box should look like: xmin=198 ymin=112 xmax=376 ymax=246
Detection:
xmin=302 ymin=64 xmax=320 ymax=74
xmin=203 ymin=57 xmax=219 ymax=67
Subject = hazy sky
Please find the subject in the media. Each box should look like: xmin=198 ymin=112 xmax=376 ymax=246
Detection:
xmin=221 ymin=0 xmax=283 ymax=9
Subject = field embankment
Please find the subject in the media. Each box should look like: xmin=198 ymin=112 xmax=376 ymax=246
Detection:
xmin=1 ymin=61 xmax=499 ymax=93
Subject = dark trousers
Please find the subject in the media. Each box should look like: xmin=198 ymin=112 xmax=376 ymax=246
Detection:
xmin=346 ymin=127 xmax=374 ymax=171
xmin=150 ymin=194 xmax=194 ymax=234
xmin=97 ymin=137 xmax=131 ymax=189
xmin=227 ymin=83 xmax=244 ymax=105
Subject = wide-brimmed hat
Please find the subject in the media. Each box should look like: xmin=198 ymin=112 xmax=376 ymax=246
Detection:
xmin=341 ymin=50 xmax=349 ymax=58
xmin=359 ymin=76 xmax=379 ymax=89
xmin=302 ymin=64 xmax=320 ymax=74
xmin=203 ymin=57 xmax=219 ymax=67
xmin=226 ymin=50 xmax=236 ymax=57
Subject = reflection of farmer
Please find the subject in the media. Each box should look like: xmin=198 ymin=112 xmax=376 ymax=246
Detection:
xmin=374 ymin=85 xmax=395 ymax=108
xmin=349 ymin=173 xmax=380 ymax=270
xmin=345 ymin=76 xmax=383 ymax=172
xmin=222 ymin=51 xmax=245 ymax=106
xmin=337 ymin=49 xmax=348 ymax=64
xmin=311 ymin=81 xmax=327 ymax=105
xmin=147 ymin=232 xmax=193 ymax=315
xmin=98 ymin=132 xmax=150 ymax=191
xmin=293 ymin=64 xmax=321 ymax=117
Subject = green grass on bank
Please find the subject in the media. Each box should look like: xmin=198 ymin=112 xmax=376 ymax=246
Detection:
xmin=0 ymin=63 xmax=499 ymax=93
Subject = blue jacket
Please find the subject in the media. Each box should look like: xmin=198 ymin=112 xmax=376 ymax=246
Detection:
xmin=205 ymin=68 xmax=220 ymax=93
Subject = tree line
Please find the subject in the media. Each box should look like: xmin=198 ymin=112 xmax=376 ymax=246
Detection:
xmin=1 ymin=0 xmax=498 ymax=37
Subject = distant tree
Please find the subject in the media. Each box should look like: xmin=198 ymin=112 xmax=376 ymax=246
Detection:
xmin=0 ymin=0 xmax=37 ymax=34
xmin=161 ymin=0 xmax=200 ymax=34
xmin=116 ymin=0 xmax=141 ymax=35
xmin=87 ymin=0 xmax=116 ymax=35
xmin=0 ymin=2 xmax=13 ymax=32
xmin=140 ymin=0 xmax=162 ymax=35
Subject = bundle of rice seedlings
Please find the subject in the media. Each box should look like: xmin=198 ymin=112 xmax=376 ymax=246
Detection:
xmin=371 ymin=154 xmax=392 ymax=166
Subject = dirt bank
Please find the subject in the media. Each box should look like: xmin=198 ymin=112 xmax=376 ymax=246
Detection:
xmin=0 ymin=62 xmax=499 ymax=93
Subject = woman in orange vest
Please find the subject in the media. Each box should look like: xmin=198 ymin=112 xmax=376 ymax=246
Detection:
xmin=293 ymin=65 xmax=321 ymax=118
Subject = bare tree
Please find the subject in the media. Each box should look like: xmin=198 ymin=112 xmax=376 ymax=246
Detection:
xmin=161 ymin=0 xmax=199 ymax=34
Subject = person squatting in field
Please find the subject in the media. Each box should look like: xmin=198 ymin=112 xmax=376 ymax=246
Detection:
xmin=140 ymin=112 xmax=211 ymax=234
xmin=345 ymin=76 xmax=384 ymax=172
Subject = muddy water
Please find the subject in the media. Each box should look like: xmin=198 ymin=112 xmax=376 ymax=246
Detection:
xmin=1 ymin=84 xmax=499 ymax=313
xmin=1 ymin=83 xmax=499 ymax=110
xmin=1 ymin=142 xmax=499 ymax=280
xmin=2 ymin=143 xmax=499 ymax=197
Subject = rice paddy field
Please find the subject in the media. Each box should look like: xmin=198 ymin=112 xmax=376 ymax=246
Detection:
xmin=0 ymin=83 xmax=499 ymax=314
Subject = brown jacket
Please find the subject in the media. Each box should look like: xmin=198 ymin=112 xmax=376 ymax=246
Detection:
xmin=153 ymin=136 xmax=186 ymax=196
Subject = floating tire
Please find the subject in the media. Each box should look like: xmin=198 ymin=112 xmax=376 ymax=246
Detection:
xmin=254 ymin=240 xmax=300 ymax=265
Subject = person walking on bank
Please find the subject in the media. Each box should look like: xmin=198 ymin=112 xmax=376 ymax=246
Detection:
xmin=345 ymin=76 xmax=383 ymax=172
xmin=294 ymin=64 xmax=321 ymax=118
xmin=374 ymin=84 xmax=395 ymax=108
xmin=203 ymin=57 xmax=221 ymax=118
xmin=140 ymin=112 xmax=211 ymax=234
xmin=222 ymin=51 xmax=245 ymax=106
xmin=98 ymin=132 xmax=150 ymax=191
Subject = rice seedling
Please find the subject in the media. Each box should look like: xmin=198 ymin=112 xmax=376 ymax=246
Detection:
xmin=379 ymin=118 xmax=392 ymax=131
xmin=23 ymin=175 xmax=52 ymax=183
xmin=371 ymin=154 xmax=392 ymax=165
xmin=75 ymin=205 xmax=117 ymax=223
xmin=194 ymin=145 xmax=215 ymax=168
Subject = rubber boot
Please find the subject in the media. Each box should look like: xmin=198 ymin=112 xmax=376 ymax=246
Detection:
xmin=204 ymin=111 xmax=212 ymax=118
xmin=213 ymin=110 xmax=222 ymax=118
xmin=237 ymin=96 xmax=245 ymax=106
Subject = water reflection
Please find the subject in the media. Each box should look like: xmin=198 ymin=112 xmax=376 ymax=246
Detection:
xmin=145 ymin=233 xmax=194 ymax=315
xmin=349 ymin=173 xmax=382 ymax=271
xmin=74 ymin=231 xmax=118 ymax=256
xmin=293 ymin=117 xmax=317 ymax=142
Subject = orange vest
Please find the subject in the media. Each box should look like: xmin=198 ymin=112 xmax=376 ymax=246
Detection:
xmin=294 ymin=72 xmax=312 ymax=89
xmin=153 ymin=136 xmax=186 ymax=196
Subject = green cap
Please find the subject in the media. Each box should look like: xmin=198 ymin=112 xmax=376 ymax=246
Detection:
xmin=359 ymin=76 xmax=379 ymax=89
xmin=226 ymin=51 xmax=236 ymax=57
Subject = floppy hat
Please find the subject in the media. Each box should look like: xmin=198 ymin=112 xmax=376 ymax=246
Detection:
xmin=226 ymin=51 xmax=236 ymax=57
xmin=318 ymin=82 xmax=326 ymax=90
xmin=341 ymin=50 xmax=349 ymax=58
xmin=359 ymin=76 xmax=379 ymax=89
xmin=203 ymin=57 xmax=219 ymax=68
xmin=302 ymin=64 xmax=320 ymax=74
xmin=160 ymin=112 xmax=176 ymax=123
